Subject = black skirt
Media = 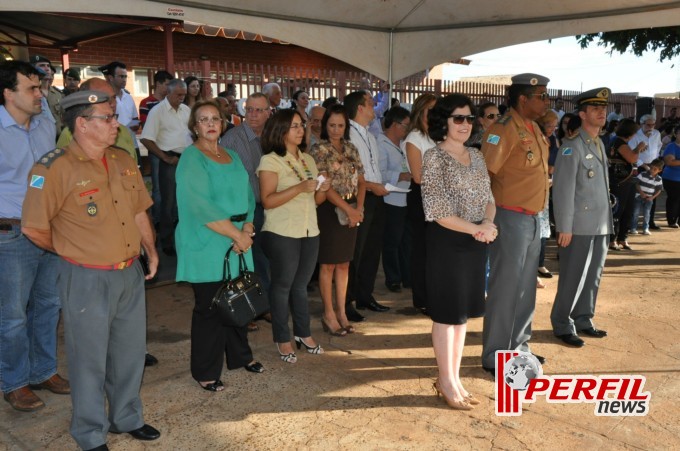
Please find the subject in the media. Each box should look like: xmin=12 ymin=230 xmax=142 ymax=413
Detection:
xmin=425 ymin=222 xmax=486 ymax=325
xmin=317 ymin=201 xmax=358 ymax=264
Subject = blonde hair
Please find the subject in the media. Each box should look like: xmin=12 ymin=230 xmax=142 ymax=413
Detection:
xmin=408 ymin=93 xmax=438 ymax=135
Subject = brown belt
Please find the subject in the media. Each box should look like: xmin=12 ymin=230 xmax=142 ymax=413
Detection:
xmin=0 ymin=218 xmax=21 ymax=226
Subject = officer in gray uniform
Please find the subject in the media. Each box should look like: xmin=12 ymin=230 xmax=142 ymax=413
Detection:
xmin=22 ymin=91 xmax=160 ymax=450
xmin=551 ymin=87 xmax=613 ymax=347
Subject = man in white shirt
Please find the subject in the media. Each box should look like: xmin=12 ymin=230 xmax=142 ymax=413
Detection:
xmin=552 ymin=97 xmax=565 ymax=121
xmin=607 ymin=102 xmax=624 ymax=124
xmin=140 ymin=79 xmax=191 ymax=255
xmin=629 ymin=114 xmax=663 ymax=229
xmin=101 ymin=61 xmax=140 ymax=132
xmin=345 ymin=90 xmax=390 ymax=320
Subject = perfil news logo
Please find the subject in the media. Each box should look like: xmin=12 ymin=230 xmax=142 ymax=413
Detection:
xmin=494 ymin=351 xmax=651 ymax=416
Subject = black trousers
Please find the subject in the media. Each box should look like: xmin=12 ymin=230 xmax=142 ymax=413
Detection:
xmin=407 ymin=181 xmax=427 ymax=309
xmin=663 ymin=178 xmax=680 ymax=225
xmin=346 ymin=193 xmax=385 ymax=306
xmin=190 ymin=282 xmax=253 ymax=381
xmin=158 ymin=157 xmax=177 ymax=249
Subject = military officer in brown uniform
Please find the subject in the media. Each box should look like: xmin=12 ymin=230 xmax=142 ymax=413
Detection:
xmin=481 ymin=73 xmax=551 ymax=373
xmin=21 ymin=91 xmax=160 ymax=451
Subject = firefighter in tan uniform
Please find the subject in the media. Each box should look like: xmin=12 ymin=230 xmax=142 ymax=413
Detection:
xmin=21 ymin=90 xmax=160 ymax=450
xmin=480 ymin=73 xmax=551 ymax=373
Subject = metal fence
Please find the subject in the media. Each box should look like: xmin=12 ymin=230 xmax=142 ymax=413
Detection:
xmin=168 ymin=60 xmax=680 ymax=120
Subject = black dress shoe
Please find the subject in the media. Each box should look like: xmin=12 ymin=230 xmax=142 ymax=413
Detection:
xmin=386 ymin=283 xmax=402 ymax=292
xmin=649 ymin=223 xmax=661 ymax=230
xmin=556 ymin=334 xmax=585 ymax=347
xmin=532 ymin=353 xmax=546 ymax=364
xmin=85 ymin=445 xmax=109 ymax=451
xmin=345 ymin=306 xmax=366 ymax=322
xmin=145 ymin=353 xmax=158 ymax=367
xmin=482 ymin=366 xmax=495 ymax=375
xmin=578 ymin=327 xmax=608 ymax=338
xmin=127 ymin=424 xmax=161 ymax=441
xmin=245 ymin=361 xmax=265 ymax=373
xmin=356 ymin=299 xmax=390 ymax=312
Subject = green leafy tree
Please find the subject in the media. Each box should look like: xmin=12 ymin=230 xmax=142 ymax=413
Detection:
xmin=576 ymin=27 xmax=680 ymax=63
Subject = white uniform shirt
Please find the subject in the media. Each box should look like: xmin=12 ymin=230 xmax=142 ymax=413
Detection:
xmin=349 ymin=119 xmax=382 ymax=184
xmin=116 ymin=90 xmax=139 ymax=129
xmin=629 ymin=128 xmax=662 ymax=166
xmin=140 ymin=98 xmax=192 ymax=154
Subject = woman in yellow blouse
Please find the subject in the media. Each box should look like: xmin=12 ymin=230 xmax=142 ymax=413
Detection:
xmin=257 ymin=110 xmax=331 ymax=363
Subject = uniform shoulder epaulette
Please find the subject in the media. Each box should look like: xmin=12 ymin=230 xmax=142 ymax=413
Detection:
xmin=36 ymin=148 xmax=66 ymax=168
xmin=496 ymin=115 xmax=511 ymax=125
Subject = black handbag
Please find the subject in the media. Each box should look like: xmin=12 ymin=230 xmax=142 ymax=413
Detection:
xmin=211 ymin=247 xmax=268 ymax=327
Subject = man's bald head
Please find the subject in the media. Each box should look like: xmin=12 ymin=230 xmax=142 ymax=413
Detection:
xmin=80 ymin=78 xmax=116 ymax=109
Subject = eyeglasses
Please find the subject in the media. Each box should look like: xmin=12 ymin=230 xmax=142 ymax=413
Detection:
xmin=197 ymin=116 xmax=222 ymax=125
xmin=449 ymin=115 xmax=476 ymax=124
xmin=245 ymin=107 xmax=268 ymax=114
xmin=531 ymin=92 xmax=550 ymax=101
xmin=290 ymin=122 xmax=306 ymax=129
xmin=485 ymin=113 xmax=501 ymax=120
xmin=82 ymin=113 xmax=119 ymax=123
xmin=395 ymin=121 xmax=410 ymax=128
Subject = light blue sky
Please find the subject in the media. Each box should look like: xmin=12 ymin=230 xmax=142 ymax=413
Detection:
xmin=443 ymin=37 xmax=680 ymax=97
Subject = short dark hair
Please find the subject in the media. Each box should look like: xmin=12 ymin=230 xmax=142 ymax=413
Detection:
xmin=320 ymin=104 xmax=350 ymax=141
xmin=615 ymin=118 xmax=639 ymax=139
xmin=508 ymin=84 xmax=539 ymax=108
xmin=428 ymin=94 xmax=475 ymax=142
xmin=343 ymin=91 xmax=368 ymax=120
xmin=187 ymin=100 xmax=226 ymax=141
xmin=649 ymin=158 xmax=664 ymax=170
xmin=383 ymin=106 xmax=410 ymax=129
xmin=99 ymin=61 xmax=126 ymax=76
xmin=154 ymin=70 xmax=173 ymax=86
xmin=261 ymin=109 xmax=304 ymax=156
xmin=321 ymin=96 xmax=339 ymax=109
xmin=0 ymin=60 xmax=41 ymax=105
xmin=292 ymin=90 xmax=307 ymax=101
xmin=476 ymin=102 xmax=497 ymax=118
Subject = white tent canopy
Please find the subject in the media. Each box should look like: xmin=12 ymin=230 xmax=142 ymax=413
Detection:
xmin=8 ymin=1 xmax=680 ymax=81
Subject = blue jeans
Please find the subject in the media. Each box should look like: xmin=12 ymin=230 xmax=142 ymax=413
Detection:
xmin=0 ymin=225 xmax=61 ymax=392
xmin=631 ymin=195 xmax=653 ymax=232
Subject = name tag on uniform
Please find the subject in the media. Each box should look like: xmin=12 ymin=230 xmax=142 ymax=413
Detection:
xmin=486 ymin=134 xmax=500 ymax=145
xmin=562 ymin=147 xmax=573 ymax=156
xmin=29 ymin=175 xmax=45 ymax=189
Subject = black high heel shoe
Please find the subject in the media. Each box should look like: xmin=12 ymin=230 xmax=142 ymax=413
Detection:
xmin=276 ymin=343 xmax=297 ymax=363
xmin=294 ymin=336 xmax=324 ymax=354
xmin=198 ymin=380 xmax=224 ymax=392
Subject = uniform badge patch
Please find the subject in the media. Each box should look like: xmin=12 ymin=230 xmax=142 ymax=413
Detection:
xmin=29 ymin=175 xmax=45 ymax=189
xmin=562 ymin=147 xmax=573 ymax=156
xmin=87 ymin=202 xmax=98 ymax=217
xmin=487 ymin=134 xmax=501 ymax=145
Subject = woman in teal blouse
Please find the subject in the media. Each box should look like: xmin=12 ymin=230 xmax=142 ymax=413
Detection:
xmin=176 ymin=100 xmax=263 ymax=392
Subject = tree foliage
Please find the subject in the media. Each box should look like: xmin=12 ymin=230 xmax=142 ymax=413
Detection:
xmin=576 ymin=27 xmax=680 ymax=63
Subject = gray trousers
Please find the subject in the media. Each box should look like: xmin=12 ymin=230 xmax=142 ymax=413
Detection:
xmin=57 ymin=259 xmax=146 ymax=450
xmin=551 ymin=235 xmax=609 ymax=336
xmin=482 ymin=208 xmax=541 ymax=368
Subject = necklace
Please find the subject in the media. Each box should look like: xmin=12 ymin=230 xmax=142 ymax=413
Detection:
xmin=285 ymin=154 xmax=314 ymax=181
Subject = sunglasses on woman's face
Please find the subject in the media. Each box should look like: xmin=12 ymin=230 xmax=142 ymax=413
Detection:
xmin=449 ymin=115 xmax=476 ymax=124
xmin=485 ymin=113 xmax=502 ymax=120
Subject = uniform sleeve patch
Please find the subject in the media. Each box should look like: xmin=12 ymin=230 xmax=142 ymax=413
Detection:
xmin=486 ymin=134 xmax=501 ymax=145
xmin=29 ymin=175 xmax=45 ymax=189
xmin=562 ymin=147 xmax=573 ymax=156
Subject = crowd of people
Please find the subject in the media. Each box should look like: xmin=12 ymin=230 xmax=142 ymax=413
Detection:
xmin=2 ymin=53 xmax=680 ymax=449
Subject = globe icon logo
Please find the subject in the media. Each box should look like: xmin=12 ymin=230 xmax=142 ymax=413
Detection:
xmin=503 ymin=353 xmax=543 ymax=391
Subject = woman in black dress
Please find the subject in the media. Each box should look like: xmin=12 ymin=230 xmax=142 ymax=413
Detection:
xmin=422 ymin=94 xmax=497 ymax=410
xmin=309 ymin=105 xmax=367 ymax=335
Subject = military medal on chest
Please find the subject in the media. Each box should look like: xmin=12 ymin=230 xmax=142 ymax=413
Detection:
xmin=519 ymin=130 xmax=534 ymax=161
xmin=87 ymin=202 xmax=97 ymax=217
xmin=588 ymin=169 xmax=595 ymax=178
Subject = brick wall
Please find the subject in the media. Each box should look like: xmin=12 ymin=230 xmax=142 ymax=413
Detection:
xmin=32 ymin=29 xmax=361 ymax=74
